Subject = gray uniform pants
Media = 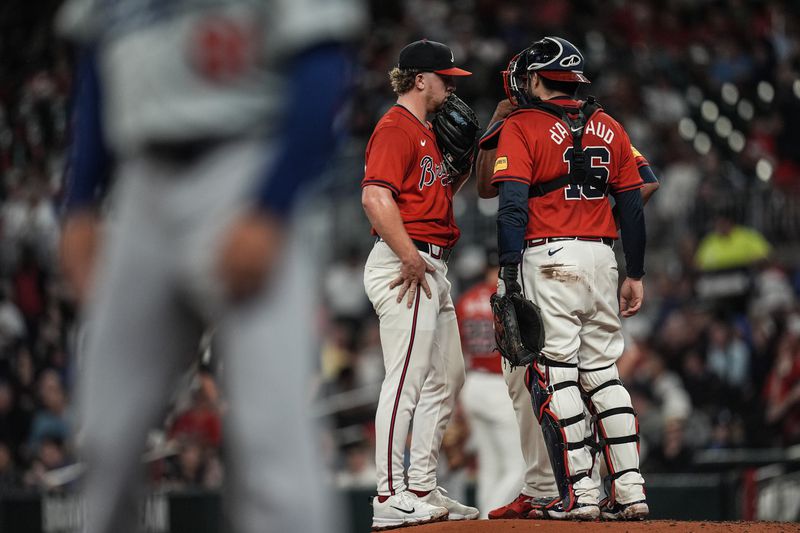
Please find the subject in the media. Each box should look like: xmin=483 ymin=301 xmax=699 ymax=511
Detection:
xmin=78 ymin=140 xmax=337 ymax=533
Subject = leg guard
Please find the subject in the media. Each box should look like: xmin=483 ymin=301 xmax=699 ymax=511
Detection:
xmin=580 ymin=364 xmax=645 ymax=506
xmin=526 ymin=358 xmax=595 ymax=512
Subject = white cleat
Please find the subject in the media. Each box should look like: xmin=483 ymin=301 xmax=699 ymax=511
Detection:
xmin=371 ymin=490 xmax=448 ymax=531
xmin=601 ymin=499 xmax=649 ymax=521
xmin=418 ymin=486 xmax=479 ymax=521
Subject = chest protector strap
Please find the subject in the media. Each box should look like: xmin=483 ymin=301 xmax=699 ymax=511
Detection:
xmin=526 ymin=96 xmax=604 ymax=198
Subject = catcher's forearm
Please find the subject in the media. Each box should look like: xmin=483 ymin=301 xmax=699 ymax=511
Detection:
xmin=615 ymin=188 xmax=646 ymax=279
xmin=641 ymin=180 xmax=659 ymax=205
xmin=361 ymin=186 xmax=418 ymax=262
xmin=476 ymin=148 xmax=498 ymax=199
xmin=497 ymin=181 xmax=529 ymax=265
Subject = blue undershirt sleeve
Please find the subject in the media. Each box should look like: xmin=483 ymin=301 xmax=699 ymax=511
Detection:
xmin=63 ymin=46 xmax=112 ymax=212
xmin=614 ymin=188 xmax=646 ymax=278
xmin=639 ymin=164 xmax=658 ymax=184
xmin=256 ymin=44 xmax=353 ymax=216
xmin=497 ymin=181 xmax=529 ymax=266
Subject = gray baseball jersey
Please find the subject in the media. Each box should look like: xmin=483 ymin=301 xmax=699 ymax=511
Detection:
xmin=58 ymin=0 xmax=364 ymax=155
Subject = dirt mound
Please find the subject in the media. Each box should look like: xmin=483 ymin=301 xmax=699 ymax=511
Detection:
xmin=413 ymin=520 xmax=800 ymax=533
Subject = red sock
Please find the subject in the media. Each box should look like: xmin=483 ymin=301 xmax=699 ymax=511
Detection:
xmin=377 ymin=495 xmax=389 ymax=503
xmin=409 ymin=489 xmax=431 ymax=497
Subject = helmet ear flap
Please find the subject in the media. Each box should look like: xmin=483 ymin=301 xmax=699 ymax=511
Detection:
xmin=503 ymin=49 xmax=533 ymax=107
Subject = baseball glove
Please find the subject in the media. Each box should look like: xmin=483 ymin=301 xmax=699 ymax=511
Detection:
xmin=490 ymin=292 xmax=545 ymax=367
xmin=432 ymin=94 xmax=481 ymax=176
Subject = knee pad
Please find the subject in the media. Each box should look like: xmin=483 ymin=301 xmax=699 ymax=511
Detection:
xmin=580 ymin=364 xmax=641 ymax=505
xmin=527 ymin=358 xmax=592 ymax=509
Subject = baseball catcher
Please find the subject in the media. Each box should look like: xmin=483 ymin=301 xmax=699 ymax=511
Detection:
xmin=491 ymin=264 xmax=545 ymax=367
xmin=432 ymin=94 xmax=481 ymax=176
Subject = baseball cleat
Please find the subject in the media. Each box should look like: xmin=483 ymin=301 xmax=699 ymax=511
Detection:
xmin=488 ymin=494 xmax=556 ymax=519
xmin=418 ymin=486 xmax=479 ymax=520
xmin=529 ymin=497 xmax=600 ymax=520
xmin=600 ymin=499 xmax=649 ymax=520
xmin=371 ymin=491 xmax=448 ymax=531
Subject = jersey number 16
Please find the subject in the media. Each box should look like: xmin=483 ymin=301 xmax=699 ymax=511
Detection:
xmin=562 ymin=146 xmax=610 ymax=200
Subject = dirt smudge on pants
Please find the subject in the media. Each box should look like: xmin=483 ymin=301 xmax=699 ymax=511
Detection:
xmin=540 ymin=263 xmax=584 ymax=284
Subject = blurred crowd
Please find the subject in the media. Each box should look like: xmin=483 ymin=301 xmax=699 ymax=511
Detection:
xmin=1 ymin=0 xmax=800 ymax=498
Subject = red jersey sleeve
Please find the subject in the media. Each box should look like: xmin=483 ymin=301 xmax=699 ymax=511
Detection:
xmin=490 ymin=118 xmax=532 ymax=187
xmin=362 ymin=126 xmax=414 ymax=197
xmin=609 ymin=126 xmax=643 ymax=194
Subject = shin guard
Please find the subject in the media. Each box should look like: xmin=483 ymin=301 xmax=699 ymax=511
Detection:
xmin=580 ymin=364 xmax=645 ymax=505
xmin=527 ymin=358 xmax=593 ymax=510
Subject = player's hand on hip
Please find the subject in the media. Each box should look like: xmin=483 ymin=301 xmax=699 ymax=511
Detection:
xmin=217 ymin=210 xmax=284 ymax=301
xmin=619 ymin=277 xmax=644 ymax=317
xmin=59 ymin=210 xmax=101 ymax=306
xmin=389 ymin=254 xmax=435 ymax=308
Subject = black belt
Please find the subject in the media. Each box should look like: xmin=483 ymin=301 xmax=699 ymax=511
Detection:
xmin=376 ymin=238 xmax=453 ymax=262
xmin=526 ymin=236 xmax=614 ymax=248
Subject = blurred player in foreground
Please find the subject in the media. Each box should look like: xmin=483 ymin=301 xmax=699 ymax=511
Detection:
xmin=57 ymin=1 xmax=364 ymax=532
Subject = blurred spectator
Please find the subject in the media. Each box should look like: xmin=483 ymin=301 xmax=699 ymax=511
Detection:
xmin=11 ymin=245 xmax=46 ymax=344
xmin=0 ymin=441 xmax=19 ymax=493
xmin=763 ymin=321 xmax=800 ymax=445
xmin=680 ymin=350 xmax=725 ymax=411
xmin=324 ymin=245 xmax=371 ymax=349
xmin=706 ymin=318 xmax=751 ymax=390
xmin=0 ymin=379 xmax=30 ymax=463
xmin=169 ymin=385 xmax=222 ymax=451
xmin=642 ymin=418 xmax=694 ymax=473
xmin=0 ymin=285 xmax=25 ymax=351
xmin=694 ymin=209 xmax=771 ymax=314
xmin=23 ymin=436 xmax=69 ymax=492
xmin=335 ymin=441 xmax=376 ymax=488
xmin=27 ymin=368 xmax=69 ymax=456
xmin=707 ymin=410 xmax=746 ymax=449
xmin=162 ymin=437 xmax=222 ymax=490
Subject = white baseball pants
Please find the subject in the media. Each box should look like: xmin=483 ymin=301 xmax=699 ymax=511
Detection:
xmin=364 ymin=241 xmax=465 ymax=495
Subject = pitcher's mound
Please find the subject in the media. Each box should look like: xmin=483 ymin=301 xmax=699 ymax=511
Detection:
xmin=411 ymin=520 xmax=800 ymax=533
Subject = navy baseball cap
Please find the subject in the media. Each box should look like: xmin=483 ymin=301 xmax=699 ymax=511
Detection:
xmin=526 ymin=36 xmax=590 ymax=83
xmin=398 ymin=40 xmax=472 ymax=76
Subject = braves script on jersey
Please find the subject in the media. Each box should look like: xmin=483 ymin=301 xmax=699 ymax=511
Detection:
xmin=362 ymin=105 xmax=460 ymax=247
xmin=491 ymin=100 xmax=643 ymax=239
xmin=456 ymin=281 xmax=502 ymax=373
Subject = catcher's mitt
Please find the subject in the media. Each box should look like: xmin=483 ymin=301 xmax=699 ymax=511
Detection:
xmin=490 ymin=292 xmax=545 ymax=367
xmin=432 ymin=94 xmax=481 ymax=176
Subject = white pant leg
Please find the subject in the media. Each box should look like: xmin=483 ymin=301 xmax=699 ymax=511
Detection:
xmin=365 ymin=242 xmax=440 ymax=495
xmin=461 ymin=372 xmax=526 ymax=517
xmin=502 ymin=363 xmax=558 ymax=498
xmin=218 ymin=225 xmax=341 ymax=533
xmin=79 ymin=164 xmax=204 ymax=533
xmin=408 ymin=278 xmax=465 ymax=492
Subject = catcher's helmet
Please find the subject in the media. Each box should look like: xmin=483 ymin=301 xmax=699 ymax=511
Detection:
xmin=503 ymin=36 xmax=590 ymax=105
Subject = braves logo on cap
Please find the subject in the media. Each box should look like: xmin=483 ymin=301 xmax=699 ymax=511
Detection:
xmin=559 ymin=55 xmax=581 ymax=68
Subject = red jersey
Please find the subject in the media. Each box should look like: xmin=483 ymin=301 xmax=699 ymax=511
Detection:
xmin=362 ymin=105 xmax=460 ymax=247
xmin=491 ymin=99 xmax=643 ymax=240
xmin=456 ymin=280 xmax=502 ymax=374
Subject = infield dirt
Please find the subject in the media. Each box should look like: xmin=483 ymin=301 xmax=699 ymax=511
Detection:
xmin=413 ymin=520 xmax=800 ymax=532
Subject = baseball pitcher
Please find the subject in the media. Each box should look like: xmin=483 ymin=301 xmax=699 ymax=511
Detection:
xmin=361 ymin=39 xmax=480 ymax=530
